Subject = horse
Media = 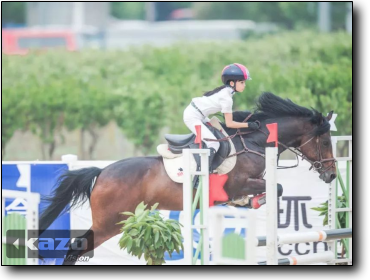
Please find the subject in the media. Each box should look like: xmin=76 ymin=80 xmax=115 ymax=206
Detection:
xmin=39 ymin=92 xmax=337 ymax=265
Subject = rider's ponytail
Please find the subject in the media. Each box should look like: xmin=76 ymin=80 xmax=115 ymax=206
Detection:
xmin=203 ymin=85 xmax=227 ymax=97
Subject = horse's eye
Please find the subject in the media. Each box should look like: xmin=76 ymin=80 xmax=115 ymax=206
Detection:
xmin=322 ymin=140 xmax=330 ymax=147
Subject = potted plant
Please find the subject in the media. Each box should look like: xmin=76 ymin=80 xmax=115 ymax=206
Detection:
xmin=118 ymin=202 xmax=183 ymax=265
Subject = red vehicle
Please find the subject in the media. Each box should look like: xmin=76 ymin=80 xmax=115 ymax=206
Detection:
xmin=2 ymin=29 xmax=77 ymax=55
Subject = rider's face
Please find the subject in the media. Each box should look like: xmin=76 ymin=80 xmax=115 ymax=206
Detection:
xmin=235 ymin=80 xmax=246 ymax=92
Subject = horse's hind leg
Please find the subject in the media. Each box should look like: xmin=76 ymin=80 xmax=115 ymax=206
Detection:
xmin=62 ymin=225 xmax=120 ymax=265
xmin=62 ymin=228 xmax=94 ymax=265
xmin=62 ymin=180 xmax=133 ymax=265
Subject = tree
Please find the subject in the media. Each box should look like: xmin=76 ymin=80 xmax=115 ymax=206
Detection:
xmin=26 ymin=81 xmax=65 ymax=160
xmin=114 ymin=89 xmax=167 ymax=156
xmin=63 ymin=84 xmax=119 ymax=160
xmin=194 ymin=2 xmax=348 ymax=31
xmin=2 ymin=88 xmax=27 ymax=157
xmin=110 ymin=2 xmax=193 ymax=21
xmin=110 ymin=2 xmax=145 ymax=20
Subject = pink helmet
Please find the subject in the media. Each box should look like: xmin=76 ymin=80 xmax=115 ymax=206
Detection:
xmin=221 ymin=63 xmax=252 ymax=85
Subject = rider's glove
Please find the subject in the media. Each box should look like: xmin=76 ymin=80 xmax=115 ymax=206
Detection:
xmin=247 ymin=122 xmax=259 ymax=130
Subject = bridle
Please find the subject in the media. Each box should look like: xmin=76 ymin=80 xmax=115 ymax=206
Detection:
xmin=276 ymin=134 xmax=337 ymax=174
xmin=239 ymin=114 xmax=337 ymax=174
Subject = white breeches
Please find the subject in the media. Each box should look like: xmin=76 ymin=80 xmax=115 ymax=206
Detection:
xmin=183 ymin=105 xmax=220 ymax=151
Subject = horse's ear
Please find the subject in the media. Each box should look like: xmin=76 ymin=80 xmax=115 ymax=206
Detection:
xmin=326 ymin=110 xmax=334 ymax=121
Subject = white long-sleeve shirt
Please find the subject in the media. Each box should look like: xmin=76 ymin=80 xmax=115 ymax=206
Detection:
xmin=191 ymin=86 xmax=235 ymax=117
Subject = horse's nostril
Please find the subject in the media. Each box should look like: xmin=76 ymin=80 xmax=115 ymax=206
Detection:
xmin=330 ymin=174 xmax=337 ymax=180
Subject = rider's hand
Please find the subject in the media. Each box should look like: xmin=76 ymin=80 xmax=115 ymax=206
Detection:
xmin=247 ymin=122 xmax=259 ymax=130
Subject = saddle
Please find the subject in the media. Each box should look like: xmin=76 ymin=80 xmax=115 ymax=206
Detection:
xmin=157 ymin=117 xmax=237 ymax=183
xmin=166 ymin=124 xmax=229 ymax=171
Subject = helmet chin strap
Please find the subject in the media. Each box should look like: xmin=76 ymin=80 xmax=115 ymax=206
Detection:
xmin=231 ymin=80 xmax=237 ymax=92
xmin=226 ymin=80 xmax=239 ymax=93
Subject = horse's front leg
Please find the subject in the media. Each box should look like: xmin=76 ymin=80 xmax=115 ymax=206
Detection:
xmin=241 ymin=178 xmax=267 ymax=196
xmin=225 ymin=178 xmax=283 ymax=208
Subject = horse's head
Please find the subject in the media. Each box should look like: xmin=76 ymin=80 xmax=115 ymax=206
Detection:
xmin=227 ymin=93 xmax=338 ymax=184
xmin=298 ymin=111 xmax=337 ymax=183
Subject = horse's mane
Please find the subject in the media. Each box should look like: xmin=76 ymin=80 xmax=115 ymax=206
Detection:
xmin=222 ymin=92 xmax=330 ymax=136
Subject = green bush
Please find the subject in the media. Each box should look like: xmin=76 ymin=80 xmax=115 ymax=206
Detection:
xmin=1 ymin=31 xmax=352 ymax=157
xmin=118 ymin=202 xmax=183 ymax=265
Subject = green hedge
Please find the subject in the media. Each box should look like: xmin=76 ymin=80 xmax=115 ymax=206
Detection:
xmin=2 ymin=31 xmax=352 ymax=158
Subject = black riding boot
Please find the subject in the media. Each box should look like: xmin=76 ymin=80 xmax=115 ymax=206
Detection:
xmin=208 ymin=148 xmax=217 ymax=173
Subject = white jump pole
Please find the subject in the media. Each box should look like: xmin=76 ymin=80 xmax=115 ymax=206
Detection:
xmin=182 ymin=124 xmax=210 ymax=265
xmin=277 ymin=228 xmax=352 ymax=245
xmin=183 ymin=145 xmax=210 ymax=264
xmin=265 ymin=146 xmax=278 ymax=265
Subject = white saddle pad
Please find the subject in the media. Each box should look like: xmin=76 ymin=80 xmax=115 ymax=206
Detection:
xmin=157 ymin=116 xmax=237 ymax=183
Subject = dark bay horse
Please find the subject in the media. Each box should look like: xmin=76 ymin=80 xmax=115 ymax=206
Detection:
xmin=39 ymin=92 xmax=337 ymax=264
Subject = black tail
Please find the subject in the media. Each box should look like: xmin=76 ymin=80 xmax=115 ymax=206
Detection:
xmin=39 ymin=167 xmax=102 ymax=234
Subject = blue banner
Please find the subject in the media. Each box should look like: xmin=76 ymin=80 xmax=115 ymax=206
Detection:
xmin=2 ymin=163 xmax=70 ymax=265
